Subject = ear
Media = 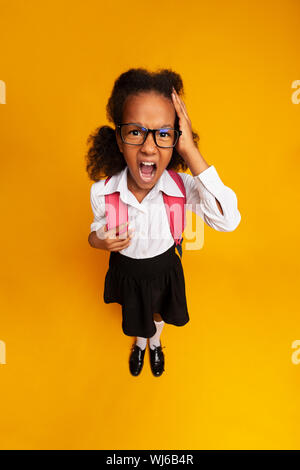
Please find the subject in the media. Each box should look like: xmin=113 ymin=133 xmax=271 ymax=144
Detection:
xmin=115 ymin=128 xmax=123 ymax=154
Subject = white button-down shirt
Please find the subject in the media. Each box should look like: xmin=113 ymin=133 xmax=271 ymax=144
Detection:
xmin=90 ymin=165 xmax=241 ymax=259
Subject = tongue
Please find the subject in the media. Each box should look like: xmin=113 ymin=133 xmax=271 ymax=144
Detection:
xmin=140 ymin=164 xmax=154 ymax=175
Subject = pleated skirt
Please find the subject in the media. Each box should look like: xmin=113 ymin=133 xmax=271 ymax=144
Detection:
xmin=103 ymin=242 xmax=190 ymax=338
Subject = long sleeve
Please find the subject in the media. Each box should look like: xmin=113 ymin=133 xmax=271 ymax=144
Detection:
xmin=90 ymin=183 xmax=106 ymax=233
xmin=178 ymin=165 xmax=241 ymax=232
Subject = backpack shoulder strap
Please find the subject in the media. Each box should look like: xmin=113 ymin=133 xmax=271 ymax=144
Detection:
xmin=104 ymin=176 xmax=128 ymax=235
xmin=167 ymin=169 xmax=186 ymax=198
xmin=163 ymin=170 xmax=186 ymax=258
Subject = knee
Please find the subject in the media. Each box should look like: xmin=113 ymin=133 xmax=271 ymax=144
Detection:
xmin=153 ymin=313 xmax=163 ymax=322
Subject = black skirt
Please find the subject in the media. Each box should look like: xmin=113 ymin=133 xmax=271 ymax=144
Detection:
xmin=103 ymin=242 xmax=190 ymax=338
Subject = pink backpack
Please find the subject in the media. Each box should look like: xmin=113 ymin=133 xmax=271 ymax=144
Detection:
xmin=104 ymin=169 xmax=186 ymax=258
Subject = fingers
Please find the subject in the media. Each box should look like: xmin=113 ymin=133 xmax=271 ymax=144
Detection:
xmin=96 ymin=222 xmax=131 ymax=240
xmin=172 ymin=87 xmax=190 ymax=122
xmin=172 ymin=87 xmax=184 ymax=109
xmin=171 ymin=89 xmax=182 ymax=112
xmin=107 ymin=222 xmax=135 ymax=248
xmin=109 ymin=228 xmax=135 ymax=252
xmin=97 ymin=221 xmax=136 ymax=252
xmin=172 ymin=92 xmax=187 ymax=120
xmin=106 ymin=222 xmax=130 ymax=239
xmin=180 ymin=100 xmax=190 ymax=122
xmin=110 ymin=239 xmax=132 ymax=252
xmin=96 ymin=224 xmax=108 ymax=240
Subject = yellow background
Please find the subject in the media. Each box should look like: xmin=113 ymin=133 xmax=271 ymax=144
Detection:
xmin=0 ymin=0 xmax=300 ymax=450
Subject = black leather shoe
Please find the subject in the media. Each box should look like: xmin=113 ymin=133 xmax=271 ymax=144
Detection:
xmin=129 ymin=344 xmax=146 ymax=376
xmin=149 ymin=344 xmax=165 ymax=377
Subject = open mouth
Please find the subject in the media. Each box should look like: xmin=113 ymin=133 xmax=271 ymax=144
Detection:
xmin=138 ymin=161 xmax=157 ymax=183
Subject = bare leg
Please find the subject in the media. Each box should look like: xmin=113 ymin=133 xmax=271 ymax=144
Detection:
xmin=153 ymin=312 xmax=163 ymax=322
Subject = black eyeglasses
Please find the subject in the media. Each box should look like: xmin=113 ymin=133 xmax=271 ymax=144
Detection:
xmin=116 ymin=123 xmax=182 ymax=148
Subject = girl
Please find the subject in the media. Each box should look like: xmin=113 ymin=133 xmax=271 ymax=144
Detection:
xmin=86 ymin=68 xmax=241 ymax=378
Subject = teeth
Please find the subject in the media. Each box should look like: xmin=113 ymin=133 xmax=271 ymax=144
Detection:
xmin=141 ymin=161 xmax=155 ymax=166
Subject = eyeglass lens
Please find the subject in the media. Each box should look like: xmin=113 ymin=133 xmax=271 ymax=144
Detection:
xmin=120 ymin=124 xmax=178 ymax=147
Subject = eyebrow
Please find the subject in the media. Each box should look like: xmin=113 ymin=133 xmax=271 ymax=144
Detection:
xmin=129 ymin=121 xmax=173 ymax=128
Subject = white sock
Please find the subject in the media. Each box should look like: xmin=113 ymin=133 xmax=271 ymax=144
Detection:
xmin=136 ymin=336 xmax=147 ymax=350
xmin=149 ymin=320 xmax=165 ymax=350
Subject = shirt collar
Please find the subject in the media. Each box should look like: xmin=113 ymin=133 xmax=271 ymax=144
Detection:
xmin=152 ymin=167 xmax=185 ymax=198
xmin=94 ymin=166 xmax=184 ymax=211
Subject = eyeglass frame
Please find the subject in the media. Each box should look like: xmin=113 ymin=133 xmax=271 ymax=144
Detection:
xmin=116 ymin=123 xmax=182 ymax=148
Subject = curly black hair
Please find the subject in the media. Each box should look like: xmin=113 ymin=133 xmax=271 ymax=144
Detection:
xmin=85 ymin=67 xmax=200 ymax=181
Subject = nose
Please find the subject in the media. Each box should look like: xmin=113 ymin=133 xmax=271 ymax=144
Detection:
xmin=140 ymin=131 xmax=157 ymax=153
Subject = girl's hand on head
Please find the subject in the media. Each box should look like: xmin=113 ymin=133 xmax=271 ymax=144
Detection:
xmin=95 ymin=222 xmax=135 ymax=252
xmin=171 ymin=87 xmax=197 ymax=160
